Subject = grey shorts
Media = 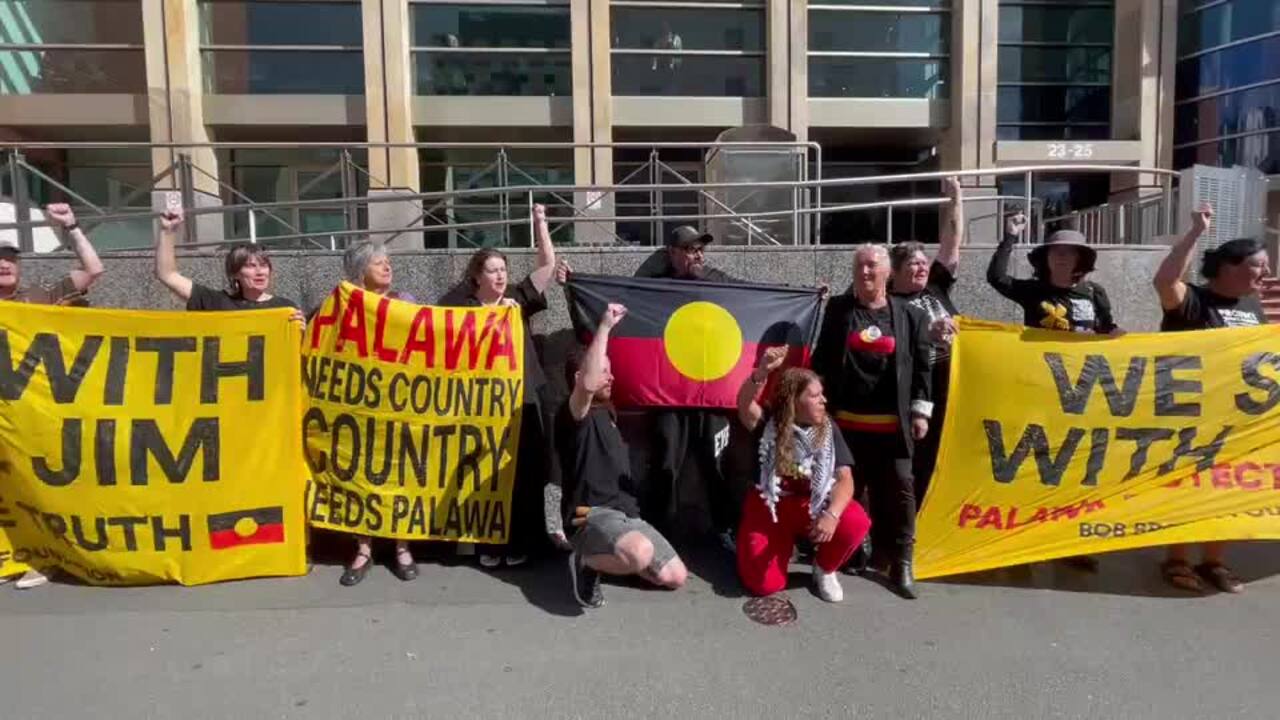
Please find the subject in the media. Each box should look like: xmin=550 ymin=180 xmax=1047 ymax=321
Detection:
xmin=571 ymin=507 xmax=678 ymax=576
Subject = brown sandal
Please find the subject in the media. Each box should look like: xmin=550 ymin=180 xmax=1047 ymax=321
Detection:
xmin=1161 ymin=559 xmax=1205 ymax=593
xmin=1195 ymin=562 xmax=1244 ymax=594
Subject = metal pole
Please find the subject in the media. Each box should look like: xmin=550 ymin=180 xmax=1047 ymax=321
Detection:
xmin=886 ymin=205 xmax=894 ymax=244
xmin=813 ymin=143 xmax=823 ymax=245
xmin=1023 ymin=170 xmax=1034 ymax=243
xmin=528 ymin=190 xmax=535 ymax=248
xmin=497 ymin=149 xmax=510 ymax=247
xmin=339 ymin=149 xmax=355 ymax=234
xmin=178 ymin=153 xmax=197 ymax=245
xmin=650 ymin=149 xmax=661 ymax=246
xmin=8 ymin=151 xmax=33 ymax=253
xmin=1162 ymin=173 xmax=1174 ymax=237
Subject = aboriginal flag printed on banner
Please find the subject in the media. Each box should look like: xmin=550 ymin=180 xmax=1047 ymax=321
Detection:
xmin=567 ymin=274 xmax=823 ymax=408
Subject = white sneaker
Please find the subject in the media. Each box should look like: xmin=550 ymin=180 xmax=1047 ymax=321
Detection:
xmin=479 ymin=554 xmax=502 ymax=569
xmin=813 ymin=566 xmax=844 ymax=603
xmin=15 ymin=569 xmax=49 ymax=590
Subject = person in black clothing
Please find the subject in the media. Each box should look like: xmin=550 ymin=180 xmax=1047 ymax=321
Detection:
xmin=559 ymin=303 xmax=688 ymax=609
xmin=438 ymin=204 xmax=564 ymax=569
xmin=634 ymin=226 xmax=743 ymax=550
xmin=987 ymin=212 xmax=1119 ymax=574
xmin=812 ymin=244 xmax=933 ymax=599
xmin=987 ymin=213 xmax=1119 ymax=335
xmin=1154 ymin=203 xmax=1268 ymax=595
xmin=889 ymin=176 xmax=964 ymax=505
xmin=153 ymin=206 xmax=302 ymax=315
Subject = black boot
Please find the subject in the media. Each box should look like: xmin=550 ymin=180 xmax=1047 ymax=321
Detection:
xmin=891 ymin=547 xmax=917 ymax=600
xmin=843 ymin=533 xmax=873 ymax=576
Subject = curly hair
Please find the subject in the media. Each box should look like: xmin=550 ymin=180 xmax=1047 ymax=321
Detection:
xmin=767 ymin=367 xmax=827 ymax=478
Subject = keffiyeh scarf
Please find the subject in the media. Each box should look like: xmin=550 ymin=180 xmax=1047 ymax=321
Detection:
xmin=756 ymin=418 xmax=837 ymax=523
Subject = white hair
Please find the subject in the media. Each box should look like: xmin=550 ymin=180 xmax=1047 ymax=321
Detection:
xmin=852 ymin=243 xmax=890 ymax=268
xmin=342 ymin=240 xmax=388 ymax=285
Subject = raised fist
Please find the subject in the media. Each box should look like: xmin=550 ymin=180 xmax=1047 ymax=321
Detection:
xmin=45 ymin=203 xmax=77 ymax=229
xmin=1192 ymin=203 xmax=1213 ymax=234
xmin=602 ymin=303 xmax=628 ymax=329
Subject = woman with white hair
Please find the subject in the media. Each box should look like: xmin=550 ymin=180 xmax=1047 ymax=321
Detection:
xmin=812 ymin=243 xmax=933 ymax=599
xmin=338 ymin=239 xmax=416 ymax=586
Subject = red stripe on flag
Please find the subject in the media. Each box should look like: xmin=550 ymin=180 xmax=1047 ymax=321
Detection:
xmin=209 ymin=523 xmax=286 ymax=550
xmin=604 ymin=337 xmax=810 ymax=409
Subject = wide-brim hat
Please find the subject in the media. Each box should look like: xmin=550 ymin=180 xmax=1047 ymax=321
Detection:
xmin=1027 ymin=229 xmax=1096 ymax=274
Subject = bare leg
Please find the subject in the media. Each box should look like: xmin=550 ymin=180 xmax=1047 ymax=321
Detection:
xmin=350 ymin=536 xmax=372 ymax=569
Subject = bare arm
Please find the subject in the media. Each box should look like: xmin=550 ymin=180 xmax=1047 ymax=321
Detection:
xmin=45 ymin=204 xmax=105 ymax=292
xmin=826 ymin=467 xmax=854 ymax=519
xmin=154 ymin=208 xmax=194 ymax=301
xmin=528 ymin=204 xmax=557 ymax=294
xmin=737 ymin=346 xmax=787 ymax=431
xmin=936 ymin=176 xmax=962 ymax=272
xmin=1154 ymin=204 xmax=1212 ymax=311
xmin=569 ymin=303 xmax=626 ymax=421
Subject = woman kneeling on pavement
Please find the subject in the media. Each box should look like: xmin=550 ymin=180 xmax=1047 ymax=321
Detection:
xmin=735 ymin=347 xmax=871 ymax=602
xmin=1154 ymin=203 xmax=1268 ymax=594
xmin=338 ymin=240 xmax=419 ymax=586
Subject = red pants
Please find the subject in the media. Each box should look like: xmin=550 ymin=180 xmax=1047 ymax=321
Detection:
xmin=736 ymin=491 xmax=871 ymax=596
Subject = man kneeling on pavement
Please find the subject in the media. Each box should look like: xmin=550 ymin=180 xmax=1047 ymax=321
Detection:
xmin=557 ymin=303 xmax=689 ymax=608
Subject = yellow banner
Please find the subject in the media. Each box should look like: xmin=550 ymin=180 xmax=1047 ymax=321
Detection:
xmin=0 ymin=305 xmax=308 ymax=585
xmin=303 ymin=283 xmax=524 ymax=542
xmin=916 ymin=318 xmax=1280 ymax=579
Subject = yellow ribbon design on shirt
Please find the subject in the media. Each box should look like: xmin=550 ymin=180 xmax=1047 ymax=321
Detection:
xmin=1038 ymin=302 xmax=1070 ymax=331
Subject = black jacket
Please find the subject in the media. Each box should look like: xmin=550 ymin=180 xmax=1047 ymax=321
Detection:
xmin=811 ymin=293 xmax=934 ymax=455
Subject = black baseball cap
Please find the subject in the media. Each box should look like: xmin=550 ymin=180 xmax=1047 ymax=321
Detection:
xmin=668 ymin=225 xmax=713 ymax=249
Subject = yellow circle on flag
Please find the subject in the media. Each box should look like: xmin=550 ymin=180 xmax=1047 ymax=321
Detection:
xmin=233 ymin=517 xmax=259 ymax=538
xmin=663 ymin=301 xmax=744 ymax=381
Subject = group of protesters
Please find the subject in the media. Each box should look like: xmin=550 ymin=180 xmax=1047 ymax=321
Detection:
xmin=0 ymin=179 xmax=1269 ymax=606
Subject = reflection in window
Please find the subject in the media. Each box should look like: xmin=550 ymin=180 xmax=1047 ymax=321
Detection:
xmin=227 ymin=149 xmax=369 ymax=244
xmin=198 ymin=0 xmax=363 ymax=94
xmin=1179 ymin=0 xmax=1280 ymax=56
xmin=411 ymin=2 xmax=571 ymax=96
xmin=610 ymin=2 xmax=765 ymax=97
xmin=1175 ymin=83 xmax=1280 ymax=145
xmin=1175 ymin=33 xmax=1280 ymax=99
xmin=0 ymin=0 xmax=145 ymax=94
xmin=1175 ymin=129 xmax=1280 ymax=174
xmin=997 ymin=0 xmax=1113 ymax=140
xmin=809 ymin=58 xmax=948 ymax=99
xmin=806 ymin=3 xmax=950 ymax=99
xmin=420 ymin=153 xmax=575 ymax=247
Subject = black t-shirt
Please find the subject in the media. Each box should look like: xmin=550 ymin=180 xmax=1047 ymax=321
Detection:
xmin=987 ymin=240 xmax=1116 ymax=333
xmin=1161 ymin=283 xmax=1267 ymax=332
xmin=187 ymin=283 xmax=299 ymax=312
xmin=439 ymin=275 xmax=549 ymax=397
xmin=895 ymin=260 xmax=958 ymax=362
xmin=555 ymin=403 xmax=641 ymax=518
xmin=842 ymin=303 xmax=899 ymax=415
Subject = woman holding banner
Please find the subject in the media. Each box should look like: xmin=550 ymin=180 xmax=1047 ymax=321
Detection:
xmin=338 ymin=240 xmax=418 ymax=586
xmin=735 ymin=347 xmax=871 ymax=602
xmin=889 ymin=176 xmax=963 ymax=506
xmin=438 ymin=204 xmax=563 ymax=569
xmin=1154 ymin=203 xmax=1267 ymax=594
xmin=812 ymin=244 xmax=933 ymax=599
xmin=154 ymin=206 xmax=302 ymax=316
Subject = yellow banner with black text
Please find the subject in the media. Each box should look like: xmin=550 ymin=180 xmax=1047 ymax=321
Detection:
xmin=303 ymin=283 xmax=523 ymax=543
xmin=916 ymin=318 xmax=1280 ymax=579
xmin=0 ymin=305 xmax=308 ymax=585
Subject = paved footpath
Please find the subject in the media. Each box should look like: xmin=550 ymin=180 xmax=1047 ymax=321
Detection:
xmin=1 ymin=543 xmax=1278 ymax=720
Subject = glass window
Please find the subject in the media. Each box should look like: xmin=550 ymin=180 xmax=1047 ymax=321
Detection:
xmin=610 ymin=2 xmax=765 ymax=97
xmin=997 ymin=85 xmax=1110 ymax=124
xmin=998 ymin=46 xmax=1111 ymax=84
xmin=809 ymin=0 xmax=946 ymax=6
xmin=412 ymin=4 xmax=571 ymax=49
xmin=415 ymin=52 xmax=571 ymax=95
xmin=1174 ymin=81 xmax=1280 ymax=144
xmin=1179 ymin=0 xmax=1280 ymax=56
xmin=411 ymin=2 xmax=571 ymax=96
xmin=1174 ymin=129 xmax=1280 ymax=173
xmin=0 ymin=0 xmax=145 ymax=94
xmin=809 ymin=11 xmax=948 ymax=54
xmin=809 ymin=58 xmax=948 ymax=98
xmin=998 ymin=5 xmax=1112 ymax=44
xmin=996 ymin=124 xmax=1111 ymax=140
xmin=200 ymin=1 xmax=363 ymax=46
xmin=1176 ymin=33 xmax=1280 ymax=99
xmin=203 ymin=49 xmax=365 ymax=93
xmin=612 ymin=54 xmax=763 ymax=96
xmin=612 ymin=7 xmax=765 ymax=52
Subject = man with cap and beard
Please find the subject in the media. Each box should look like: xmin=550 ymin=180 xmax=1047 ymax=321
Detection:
xmin=633 ymin=225 xmax=744 ymax=551
xmin=0 ymin=202 xmax=105 ymax=589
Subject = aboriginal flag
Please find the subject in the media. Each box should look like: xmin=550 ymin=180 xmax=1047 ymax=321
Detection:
xmin=568 ymin=274 xmax=822 ymax=408
xmin=207 ymin=506 xmax=285 ymax=550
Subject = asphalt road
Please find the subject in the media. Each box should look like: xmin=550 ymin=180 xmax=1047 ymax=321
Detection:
xmin=2 ymin=542 xmax=1278 ymax=720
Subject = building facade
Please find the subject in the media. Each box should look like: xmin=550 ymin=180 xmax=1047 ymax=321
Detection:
xmin=0 ymin=0 xmax=1180 ymax=248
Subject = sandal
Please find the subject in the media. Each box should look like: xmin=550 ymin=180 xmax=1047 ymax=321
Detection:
xmin=1195 ymin=561 xmax=1244 ymax=594
xmin=340 ymin=551 xmax=372 ymax=587
xmin=1160 ymin=559 xmax=1205 ymax=593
